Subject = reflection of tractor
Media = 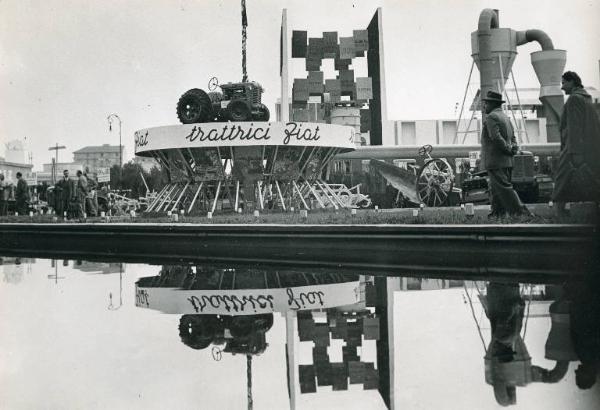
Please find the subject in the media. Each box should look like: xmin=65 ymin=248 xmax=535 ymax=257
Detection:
xmin=176 ymin=77 xmax=270 ymax=124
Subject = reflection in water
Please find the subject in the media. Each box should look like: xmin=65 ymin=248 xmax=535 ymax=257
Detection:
xmin=478 ymin=277 xmax=600 ymax=406
xmin=2 ymin=255 xmax=599 ymax=409
xmin=567 ymin=278 xmax=600 ymax=390
xmin=135 ymin=265 xmax=384 ymax=409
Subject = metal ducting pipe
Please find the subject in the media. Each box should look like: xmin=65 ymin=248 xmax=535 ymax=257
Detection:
xmin=476 ymin=9 xmax=500 ymax=100
xmin=517 ymin=29 xmax=566 ymax=143
xmin=517 ymin=29 xmax=554 ymax=50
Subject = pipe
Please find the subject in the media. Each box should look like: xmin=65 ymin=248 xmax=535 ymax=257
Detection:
xmin=517 ymin=29 xmax=554 ymax=50
xmin=477 ymin=9 xmax=500 ymax=112
xmin=478 ymin=8 xmax=499 ymax=31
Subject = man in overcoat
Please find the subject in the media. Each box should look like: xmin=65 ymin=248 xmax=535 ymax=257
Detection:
xmin=480 ymin=90 xmax=528 ymax=217
xmin=15 ymin=172 xmax=30 ymax=215
xmin=553 ymin=71 xmax=600 ymax=215
xmin=55 ymin=169 xmax=71 ymax=216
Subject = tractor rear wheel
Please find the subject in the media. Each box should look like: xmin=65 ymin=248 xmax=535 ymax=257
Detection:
xmin=176 ymin=88 xmax=213 ymax=124
xmin=227 ymin=100 xmax=252 ymax=121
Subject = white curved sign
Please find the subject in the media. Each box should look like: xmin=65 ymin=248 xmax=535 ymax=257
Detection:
xmin=134 ymin=122 xmax=356 ymax=155
xmin=135 ymin=281 xmax=361 ymax=315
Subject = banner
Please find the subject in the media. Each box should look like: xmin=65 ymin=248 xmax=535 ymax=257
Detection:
xmin=135 ymin=281 xmax=362 ymax=315
xmin=134 ymin=122 xmax=356 ymax=155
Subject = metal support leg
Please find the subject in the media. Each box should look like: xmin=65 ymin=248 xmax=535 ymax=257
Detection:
xmin=234 ymin=180 xmax=240 ymax=211
xmin=319 ymin=179 xmax=346 ymax=208
xmin=293 ymin=181 xmax=309 ymax=210
xmin=211 ymin=180 xmax=222 ymax=214
xmin=171 ymin=181 xmax=190 ymax=212
xmin=305 ymin=181 xmax=325 ymax=208
xmin=157 ymin=184 xmax=178 ymax=212
xmin=256 ymin=181 xmax=265 ymax=210
xmin=275 ymin=181 xmax=286 ymax=211
xmin=147 ymin=184 xmax=169 ymax=212
xmin=188 ymin=182 xmax=204 ymax=214
xmin=315 ymin=180 xmax=338 ymax=209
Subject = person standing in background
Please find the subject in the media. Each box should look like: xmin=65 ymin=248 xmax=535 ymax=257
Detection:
xmin=479 ymin=91 xmax=530 ymax=218
xmin=552 ymin=71 xmax=600 ymax=216
xmin=15 ymin=172 xmax=30 ymax=215
xmin=0 ymin=174 xmax=10 ymax=216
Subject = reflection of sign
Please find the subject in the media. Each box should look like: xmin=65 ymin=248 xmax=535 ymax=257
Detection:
xmin=134 ymin=122 xmax=356 ymax=155
xmin=135 ymin=281 xmax=361 ymax=315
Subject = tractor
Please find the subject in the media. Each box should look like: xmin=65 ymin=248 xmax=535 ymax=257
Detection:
xmin=176 ymin=77 xmax=270 ymax=124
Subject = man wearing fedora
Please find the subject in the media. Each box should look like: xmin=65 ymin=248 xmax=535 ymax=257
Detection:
xmin=480 ymin=90 xmax=529 ymax=218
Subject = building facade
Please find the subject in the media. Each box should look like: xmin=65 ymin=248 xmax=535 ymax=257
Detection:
xmin=73 ymin=144 xmax=125 ymax=173
xmin=0 ymin=159 xmax=34 ymax=184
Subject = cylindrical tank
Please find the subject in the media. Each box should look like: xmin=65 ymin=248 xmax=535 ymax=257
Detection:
xmin=472 ymin=27 xmax=518 ymax=97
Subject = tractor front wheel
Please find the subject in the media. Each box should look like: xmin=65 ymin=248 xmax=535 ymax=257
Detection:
xmin=227 ymin=100 xmax=252 ymax=122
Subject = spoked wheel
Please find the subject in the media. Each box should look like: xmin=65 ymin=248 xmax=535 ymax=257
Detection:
xmin=417 ymin=158 xmax=454 ymax=207
xmin=176 ymin=88 xmax=213 ymax=124
xmin=227 ymin=100 xmax=252 ymax=121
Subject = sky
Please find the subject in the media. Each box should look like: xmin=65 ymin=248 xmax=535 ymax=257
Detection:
xmin=1 ymin=0 xmax=599 ymax=170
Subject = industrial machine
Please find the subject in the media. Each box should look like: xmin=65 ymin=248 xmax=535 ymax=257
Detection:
xmin=176 ymin=78 xmax=270 ymax=123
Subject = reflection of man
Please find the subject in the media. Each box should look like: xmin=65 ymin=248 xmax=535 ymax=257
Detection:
xmin=479 ymin=91 xmax=529 ymax=218
xmin=483 ymin=282 xmax=570 ymax=406
xmin=567 ymin=275 xmax=600 ymax=389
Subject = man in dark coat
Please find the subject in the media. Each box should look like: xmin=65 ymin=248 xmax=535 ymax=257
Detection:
xmin=54 ymin=169 xmax=71 ymax=216
xmin=553 ymin=71 xmax=600 ymax=215
xmin=15 ymin=172 xmax=30 ymax=215
xmin=76 ymin=170 xmax=88 ymax=218
xmin=480 ymin=91 xmax=528 ymax=217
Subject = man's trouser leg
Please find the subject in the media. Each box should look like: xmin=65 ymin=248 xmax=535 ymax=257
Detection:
xmin=487 ymin=168 xmax=524 ymax=215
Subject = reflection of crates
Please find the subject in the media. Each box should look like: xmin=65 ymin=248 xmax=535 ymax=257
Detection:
xmin=512 ymin=153 xmax=535 ymax=183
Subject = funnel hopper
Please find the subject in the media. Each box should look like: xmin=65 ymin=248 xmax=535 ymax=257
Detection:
xmin=531 ymin=50 xmax=567 ymax=98
xmin=540 ymin=94 xmax=564 ymax=143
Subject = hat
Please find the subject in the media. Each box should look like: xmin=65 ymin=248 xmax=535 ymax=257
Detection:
xmin=482 ymin=90 xmax=505 ymax=103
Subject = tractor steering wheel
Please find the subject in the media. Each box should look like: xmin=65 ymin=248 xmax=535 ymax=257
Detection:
xmin=208 ymin=77 xmax=219 ymax=91
xmin=418 ymin=144 xmax=433 ymax=158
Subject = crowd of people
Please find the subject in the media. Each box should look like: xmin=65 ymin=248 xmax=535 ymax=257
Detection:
xmin=53 ymin=169 xmax=99 ymax=219
xmin=0 ymin=168 xmax=100 ymax=219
